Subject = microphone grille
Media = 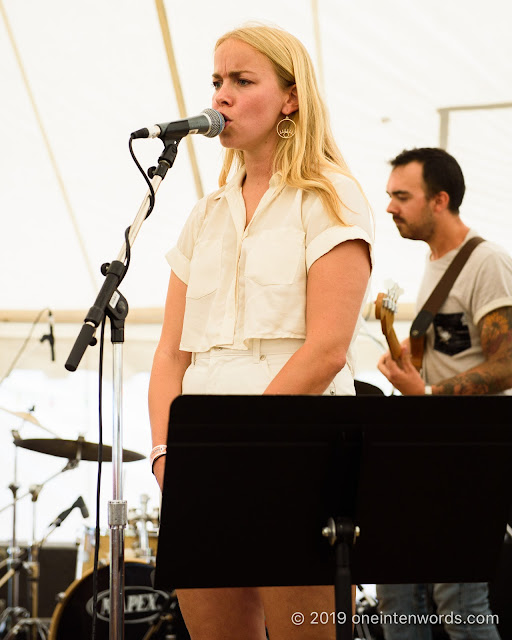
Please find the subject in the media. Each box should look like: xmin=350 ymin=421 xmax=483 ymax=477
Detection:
xmin=202 ymin=108 xmax=225 ymax=138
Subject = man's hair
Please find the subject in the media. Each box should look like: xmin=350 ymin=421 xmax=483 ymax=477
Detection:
xmin=390 ymin=147 xmax=465 ymax=213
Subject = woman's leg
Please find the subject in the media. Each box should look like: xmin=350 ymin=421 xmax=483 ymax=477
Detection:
xmin=177 ymin=587 xmax=267 ymax=640
xmin=260 ymin=585 xmax=339 ymax=640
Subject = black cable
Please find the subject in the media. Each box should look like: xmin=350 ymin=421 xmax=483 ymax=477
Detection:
xmin=0 ymin=308 xmax=50 ymax=387
xmin=122 ymin=225 xmax=131 ymax=279
xmin=91 ymin=316 xmax=106 ymax=640
xmin=128 ymin=137 xmax=156 ymax=220
xmin=114 ymin=138 xmax=157 ymax=288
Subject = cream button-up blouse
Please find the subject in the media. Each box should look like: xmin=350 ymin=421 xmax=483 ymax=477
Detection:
xmin=167 ymin=168 xmax=374 ymax=358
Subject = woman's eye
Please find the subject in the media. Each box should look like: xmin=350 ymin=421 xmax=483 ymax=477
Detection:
xmin=212 ymin=81 xmax=221 ymax=89
xmin=238 ymin=78 xmax=251 ymax=86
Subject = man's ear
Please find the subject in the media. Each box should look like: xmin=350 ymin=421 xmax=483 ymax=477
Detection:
xmin=432 ymin=190 xmax=450 ymax=212
xmin=283 ymin=84 xmax=299 ymax=115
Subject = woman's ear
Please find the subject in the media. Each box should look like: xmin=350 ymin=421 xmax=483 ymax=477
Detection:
xmin=283 ymin=84 xmax=299 ymax=115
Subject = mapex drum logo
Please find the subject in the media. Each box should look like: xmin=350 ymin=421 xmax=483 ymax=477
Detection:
xmin=86 ymin=586 xmax=171 ymax=624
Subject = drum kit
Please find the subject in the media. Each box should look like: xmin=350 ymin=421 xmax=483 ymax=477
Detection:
xmin=0 ymin=408 xmax=190 ymax=640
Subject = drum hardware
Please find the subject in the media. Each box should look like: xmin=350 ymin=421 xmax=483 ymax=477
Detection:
xmin=0 ymin=406 xmax=60 ymax=616
xmin=127 ymin=495 xmax=159 ymax=561
xmin=2 ymin=616 xmax=49 ymax=640
xmin=77 ymin=526 xmax=159 ymax=578
xmin=48 ymin=562 xmax=189 ymax=640
xmin=0 ymin=495 xmax=87 ymax=640
xmin=354 ymin=585 xmax=383 ymax=640
xmin=0 ymin=607 xmax=30 ymax=637
xmin=0 ymin=423 xmax=143 ymax=640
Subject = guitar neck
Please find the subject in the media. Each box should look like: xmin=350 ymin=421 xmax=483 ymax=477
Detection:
xmin=375 ymin=291 xmax=403 ymax=363
xmin=409 ymin=335 xmax=424 ymax=371
xmin=382 ymin=316 xmax=402 ymax=362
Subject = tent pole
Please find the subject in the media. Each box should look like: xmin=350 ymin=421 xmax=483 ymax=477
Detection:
xmin=155 ymin=0 xmax=204 ymax=200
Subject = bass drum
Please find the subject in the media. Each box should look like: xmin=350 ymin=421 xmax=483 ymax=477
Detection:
xmin=49 ymin=561 xmax=190 ymax=639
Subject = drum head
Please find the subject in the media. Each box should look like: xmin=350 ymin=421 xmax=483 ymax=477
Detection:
xmin=49 ymin=561 xmax=189 ymax=639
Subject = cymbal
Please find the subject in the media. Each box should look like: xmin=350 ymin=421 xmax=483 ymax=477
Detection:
xmin=13 ymin=438 xmax=145 ymax=462
xmin=1 ymin=407 xmax=43 ymax=427
xmin=0 ymin=406 xmax=60 ymax=437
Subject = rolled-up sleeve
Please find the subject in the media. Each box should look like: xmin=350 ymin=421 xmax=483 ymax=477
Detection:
xmin=303 ymin=173 xmax=374 ymax=272
xmin=166 ymin=246 xmax=191 ymax=284
xmin=165 ymin=198 xmax=208 ymax=284
xmin=306 ymin=225 xmax=373 ymax=271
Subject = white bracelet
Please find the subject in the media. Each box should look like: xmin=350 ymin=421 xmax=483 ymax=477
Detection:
xmin=150 ymin=444 xmax=167 ymax=472
xmin=424 ymin=385 xmax=433 ymax=395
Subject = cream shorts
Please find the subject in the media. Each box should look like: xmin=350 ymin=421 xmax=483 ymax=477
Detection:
xmin=182 ymin=338 xmax=355 ymax=396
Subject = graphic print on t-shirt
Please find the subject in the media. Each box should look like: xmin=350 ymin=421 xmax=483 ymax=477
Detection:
xmin=433 ymin=312 xmax=471 ymax=356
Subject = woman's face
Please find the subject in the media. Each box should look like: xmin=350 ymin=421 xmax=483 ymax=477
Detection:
xmin=212 ymin=38 xmax=295 ymax=157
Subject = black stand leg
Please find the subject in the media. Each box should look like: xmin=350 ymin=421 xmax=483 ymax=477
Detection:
xmin=323 ymin=517 xmax=359 ymax=640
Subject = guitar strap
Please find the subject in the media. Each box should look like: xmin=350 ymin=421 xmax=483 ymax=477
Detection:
xmin=409 ymin=235 xmax=485 ymax=369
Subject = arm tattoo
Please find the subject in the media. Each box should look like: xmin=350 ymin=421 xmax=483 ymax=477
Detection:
xmin=435 ymin=306 xmax=512 ymax=395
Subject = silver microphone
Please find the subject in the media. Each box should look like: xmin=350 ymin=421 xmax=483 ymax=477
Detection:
xmin=131 ymin=108 xmax=225 ymax=140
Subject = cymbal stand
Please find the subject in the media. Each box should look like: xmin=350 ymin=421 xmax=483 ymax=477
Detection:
xmin=2 ymin=413 xmax=62 ymax=617
xmin=0 ymin=458 xmax=81 ymax=516
xmin=25 ymin=484 xmax=43 ymax=640
xmin=2 ymin=490 xmax=49 ymax=640
xmin=7 ymin=430 xmax=21 ymax=611
xmin=1 ymin=479 xmax=85 ymax=640
xmin=0 ymin=452 xmax=81 ymax=638
xmin=0 ymin=430 xmax=30 ymax=638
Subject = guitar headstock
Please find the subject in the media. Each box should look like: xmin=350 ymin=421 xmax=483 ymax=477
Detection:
xmin=375 ymin=281 xmax=404 ymax=362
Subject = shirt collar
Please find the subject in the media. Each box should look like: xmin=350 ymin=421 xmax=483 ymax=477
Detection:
xmin=213 ymin=167 xmax=246 ymax=201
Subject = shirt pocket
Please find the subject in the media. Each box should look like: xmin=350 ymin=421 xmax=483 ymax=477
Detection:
xmin=186 ymin=238 xmax=222 ymax=299
xmin=244 ymin=229 xmax=305 ymax=286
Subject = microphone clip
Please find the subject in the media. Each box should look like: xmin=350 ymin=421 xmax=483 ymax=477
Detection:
xmin=40 ymin=310 xmax=56 ymax=362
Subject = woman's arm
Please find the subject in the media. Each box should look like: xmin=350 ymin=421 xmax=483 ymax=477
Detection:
xmin=148 ymin=271 xmax=191 ymax=489
xmin=264 ymin=239 xmax=371 ymax=395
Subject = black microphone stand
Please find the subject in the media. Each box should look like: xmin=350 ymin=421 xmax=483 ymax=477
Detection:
xmin=65 ymin=137 xmax=182 ymax=640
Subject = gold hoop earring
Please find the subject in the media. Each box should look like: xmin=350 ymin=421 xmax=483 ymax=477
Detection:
xmin=276 ymin=115 xmax=296 ymax=139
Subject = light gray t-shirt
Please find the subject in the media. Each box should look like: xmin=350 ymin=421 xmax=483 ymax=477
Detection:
xmin=417 ymin=229 xmax=512 ymax=386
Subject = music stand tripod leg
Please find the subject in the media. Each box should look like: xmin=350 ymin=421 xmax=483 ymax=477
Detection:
xmin=323 ymin=517 xmax=359 ymax=640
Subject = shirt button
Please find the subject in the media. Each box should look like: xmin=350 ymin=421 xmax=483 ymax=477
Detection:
xmin=260 ymin=355 xmax=266 ymax=361
xmin=329 ymin=388 xmax=336 ymax=396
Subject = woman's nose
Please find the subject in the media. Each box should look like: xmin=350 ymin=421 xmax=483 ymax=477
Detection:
xmin=214 ymin=84 xmax=232 ymax=107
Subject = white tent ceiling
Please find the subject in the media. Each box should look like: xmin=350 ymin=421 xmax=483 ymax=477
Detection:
xmin=2 ymin=0 xmax=511 ymax=308
xmin=0 ymin=0 xmax=511 ymax=546
xmin=1 ymin=0 xmax=511 ymax=374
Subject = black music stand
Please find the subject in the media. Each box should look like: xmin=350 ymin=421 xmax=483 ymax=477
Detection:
xmin=155 ymin=395 xmax=512 ymax=640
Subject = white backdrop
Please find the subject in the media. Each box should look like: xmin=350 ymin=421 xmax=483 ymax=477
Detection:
xmin=1 ymin=0 xmax=512 ymax=548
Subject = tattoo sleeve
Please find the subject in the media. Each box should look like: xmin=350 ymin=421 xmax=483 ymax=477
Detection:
xmin=435 ymin=306 xmax=512 ymax=395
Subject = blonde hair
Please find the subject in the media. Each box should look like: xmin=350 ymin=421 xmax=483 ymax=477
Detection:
xmin=215 ymin=24 xmax=358 ymax=224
